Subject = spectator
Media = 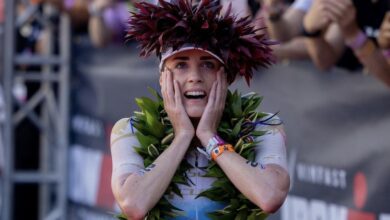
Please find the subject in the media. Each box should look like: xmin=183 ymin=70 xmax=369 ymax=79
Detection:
xmin=220 ymin=0 xmax=252 ymax=18
xmin=258 ymin=0 xmax=311 ymax=41
xmin=44 ymin=0 xmax=90 ymax=31
xmin=88 ymin=0 xmax=132 ymax=47
xmin=253 ymin=0 xmax=312 ymax=61
xmin=378 ymin=11 xmax=390 ymax=63
xmin=303 ymin=0 xmax=390 ymax=86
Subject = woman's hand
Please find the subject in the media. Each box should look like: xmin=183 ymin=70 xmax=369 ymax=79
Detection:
xmin=196 ymin=67 xmax=228 ymax=146
xmin=378 ymin=12 xmax=390 ymax=49
xmin=161 ymin=68 xmax=195 ymax=139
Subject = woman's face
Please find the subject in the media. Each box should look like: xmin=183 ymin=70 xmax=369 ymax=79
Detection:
xmin=162 ymin=49 xmax=225 ymax=118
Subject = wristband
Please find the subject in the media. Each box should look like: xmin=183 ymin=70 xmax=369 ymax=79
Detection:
xmin=197 ymin=135 xmax=225 ymax=160
xmin=211 ymin=144 xmax=235 ymax=161
xmin=346 ymin=31 xmax=367 ymax=50
xmin=205 ymin=135 xmax=225 ymax=152
xmin=301 ymin=24 xmax=322 ymax=38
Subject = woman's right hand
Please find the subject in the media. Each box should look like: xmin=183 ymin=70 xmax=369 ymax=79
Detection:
xmin=160 ymin=68 xmax=195 ymax=139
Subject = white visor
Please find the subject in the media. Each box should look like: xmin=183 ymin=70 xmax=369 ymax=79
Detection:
xmin=159 ymin=45 xmax=224 ymax=71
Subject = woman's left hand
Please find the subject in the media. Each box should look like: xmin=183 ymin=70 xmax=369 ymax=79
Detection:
xmin=196 ymin=67 xmax=228 ymax=146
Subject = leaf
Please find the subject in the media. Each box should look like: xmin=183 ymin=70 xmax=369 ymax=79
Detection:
xmin=147 ymin=86 xmax=163 ymax=103
xmin=196 ymin=187 xmax=227 ymax=201
xmin=145 ymin=111 xmax=165 ymax=138
xmin=161 ymin=132 xmax=174 ymax=145
xmin=231 ymin=90 xmax=242 ymax=117
xmin=232 ymin=118 xmax=244 ymax=137
xmin=115 ymin=213 xmax=127 ymax=220
xmin=251 ymin=130 xmax=267 ymax=136
xmin=234 ymin=138 xmax=243 ymax=151
xmin=203 ymin=165 xmax=224 ymax=178
xmin=172 ymin=175 xmax=187 ymax=185
xmin=135 ymin=97 xmax=159 ymax=116
xmin=207 ymin=212 xmax=236 ymax=220
xmin=170 ymin=183 xmax=183 ymax=197
xmin=237 ymin=204 xmax=248 ymax=211
xmin=235 ymin=209 xmax=249 ymax=220
xmin=134 ymin=145 xmax=148 ymax=157
xmin=135 ymin=132 xmax=159 ymax=147
xmin=133 ymin=111 xmax=145 ymax=120
xmin=147 ymin=144 xmax=160 ymax=157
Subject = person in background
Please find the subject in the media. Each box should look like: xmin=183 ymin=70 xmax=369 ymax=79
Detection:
xmin=44 ymin=0 xmax=90 ymax=31
xmin=259 ymin=0 xmax=311 ymax=41
xmin=220 ymin=0 xmax=252 ymax=18
xmin=88 ymin=0 xmax=133 ymax=47
xmin=303 ymin=0 xmax=390 ymax=86
xmin=378 ymin=11 xmax=390 ymax=64
xmin=253 ymin=0 xmax=312 ymax=62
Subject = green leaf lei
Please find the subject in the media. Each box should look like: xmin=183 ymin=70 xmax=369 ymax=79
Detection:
xmin=117 ymin=87 xmax=270 ymax=220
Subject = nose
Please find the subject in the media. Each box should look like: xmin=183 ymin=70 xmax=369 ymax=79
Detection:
xmin=187 ymin=67 xmax=203 ymax=83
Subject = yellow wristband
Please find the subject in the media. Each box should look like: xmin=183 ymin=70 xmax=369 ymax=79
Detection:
xmin=211 ymin=144 xmax=234 ymax=161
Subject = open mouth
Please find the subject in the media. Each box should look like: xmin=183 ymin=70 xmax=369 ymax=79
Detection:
xmin=184 ymin=91 xmax=206 ymax=99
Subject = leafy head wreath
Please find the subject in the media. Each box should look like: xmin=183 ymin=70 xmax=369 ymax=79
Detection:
xmin=126 ymin=0 xmax=275 ymax=85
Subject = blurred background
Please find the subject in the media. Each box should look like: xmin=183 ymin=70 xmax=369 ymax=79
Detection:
xmin=1 ymin=0 xmax=390 ymax=219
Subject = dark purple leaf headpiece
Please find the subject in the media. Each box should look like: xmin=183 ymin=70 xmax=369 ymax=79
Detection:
xmin=127 ymin=0 xmax=275 ymax=85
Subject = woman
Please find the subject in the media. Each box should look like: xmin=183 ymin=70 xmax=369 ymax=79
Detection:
xmin=110 ymin=0 xmax=290 ymax=219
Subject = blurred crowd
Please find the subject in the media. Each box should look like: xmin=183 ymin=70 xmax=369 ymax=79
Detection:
xmin=0 ymin=0 xmax=389 ymax=86
xmin=255 ymin=0 xmax=390 ymax=87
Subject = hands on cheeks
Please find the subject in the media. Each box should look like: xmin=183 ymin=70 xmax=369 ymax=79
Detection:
xmin=161 ymin=66 xmax=228 ymax=145
xmin=196 ymin=67 xmax=228 ymax=146
xmin=160 ymin=68 xmax=195 ymax=138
